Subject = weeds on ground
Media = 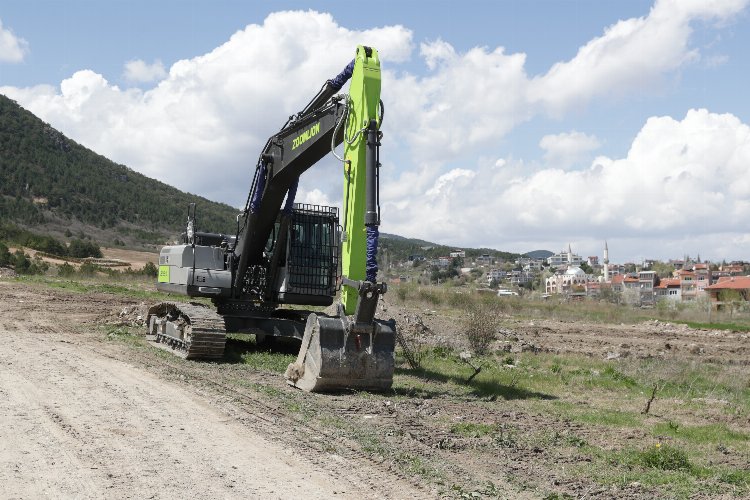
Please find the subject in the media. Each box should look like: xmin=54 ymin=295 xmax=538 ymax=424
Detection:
xmin=462 ymin=304 xmax=500 ymax=355
xmin=391 ymin=283 xmax=750 ymax=328
xmin=223 ymin=333 xmax=296 ymax=372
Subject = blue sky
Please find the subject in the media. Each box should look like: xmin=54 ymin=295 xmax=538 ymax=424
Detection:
xmin=2 ymin=0 xmax=750 ymax=262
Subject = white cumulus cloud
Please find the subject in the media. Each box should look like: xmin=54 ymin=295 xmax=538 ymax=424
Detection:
xmin=385 ymin=0 xmax=748 ymax=165
xmin=123 ymin=59 xmax=168 ymax=83
xmin=0 ymin=19 xmax=28 ymax=63
xmin=382 ymin=109 xmax=750 ymax=260
xmin=540 ymin=131 xmax=601 ymax=169
xmin=528 ymin=0 xmax=749 ymax=115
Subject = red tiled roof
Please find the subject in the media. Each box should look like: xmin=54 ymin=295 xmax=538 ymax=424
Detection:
xmin=705 ymin=276 xmax=750 ymax=290
xmin=656 ymin=278 xmax=680 ymax=289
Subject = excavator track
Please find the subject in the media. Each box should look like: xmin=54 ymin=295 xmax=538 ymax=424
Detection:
xmin=146 ymin=302 xmax=226 ymax=360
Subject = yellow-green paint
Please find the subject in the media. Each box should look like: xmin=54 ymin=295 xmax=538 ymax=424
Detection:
xmin=341 ymin=46 xmax=381 ymax=314
xmin=158 ymin=265 xmax=170 ymax=283
xmin=291 ymin=121 xmax=321 ymax=150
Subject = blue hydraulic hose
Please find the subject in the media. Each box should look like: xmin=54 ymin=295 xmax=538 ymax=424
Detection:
xmin=329 ymin=60 xmax=355 ymax=92
xmin=282 ymin=179 xmax=299 ymax=215
xmin=366 ymin=226 xmax=379 ymax=283
xmin=249 ymin=162 xmax=267 ymax=214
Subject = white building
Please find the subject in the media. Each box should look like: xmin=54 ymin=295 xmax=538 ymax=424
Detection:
xmin=486 ymin=268 xmax=507 ymax=285
xmin=547 ymin=244 xmax=583 ymax=267
xmin=546 ymin=266 xmax=588 ymax=294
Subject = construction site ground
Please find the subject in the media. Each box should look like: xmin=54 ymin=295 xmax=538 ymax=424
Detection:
xmin=1 ymin=275 xmax=748 ymax=499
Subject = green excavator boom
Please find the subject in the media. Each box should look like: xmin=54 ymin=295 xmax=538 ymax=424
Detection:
xmin=341 ymin=46 xmax=381 ymax=315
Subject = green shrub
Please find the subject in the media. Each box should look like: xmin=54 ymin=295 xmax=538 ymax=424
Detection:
xmin=78 ymin=261 xmax=99 ymax=277
xmin=9 ymin=249 xmax=48 ymax=275
xmin=0 ymin=241 xmax=11 ymax=267
xmin=463 ymin=305 xmax=500 ymax=355
xmin=68 ymin=238 xmax=102 ymax=258
xmin=142 ymin=261 xmax=158 ymax=277
xmin=418 ymin=288 xmax=443 ymax=306
xmin=638 ymin=444 xmax=692 ymax=471
xmin=57 ymin=262 xmax=76 ymax=277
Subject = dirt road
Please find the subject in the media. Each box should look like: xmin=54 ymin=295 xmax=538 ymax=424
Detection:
xmin=0 ymin=281 xmax=426 ymax=499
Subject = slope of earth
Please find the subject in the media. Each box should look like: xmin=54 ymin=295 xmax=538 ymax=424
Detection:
xmin=0 ymin=94 xmax=238 ymax=237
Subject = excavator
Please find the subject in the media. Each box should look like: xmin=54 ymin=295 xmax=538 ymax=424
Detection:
xmin=146 ymin=46 xmax=395 ymax=392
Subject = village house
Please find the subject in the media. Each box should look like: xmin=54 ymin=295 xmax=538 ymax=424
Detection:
xmin=655 ymin=278 xmax=681 ymax=301
xmin=486 ymin=268 xmax=506 ymax=285
xmin=475 ymin=254 xmax=495 ymax=266
xmin=639 ymin=271 xmax=657 ymax=305
xmin=675 ymin=269 xmax=699 ymax=301
xmin=705 ymin=276 xmax=750 ymax=310
xmin=510 ymin=270 xmax=534 ymax=286
xmin=720 ymin=262 xmax=745 ymax=276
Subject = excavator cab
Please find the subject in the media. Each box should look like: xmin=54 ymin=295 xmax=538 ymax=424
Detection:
xmin=270 ymin=204 xmax=339 ymax=306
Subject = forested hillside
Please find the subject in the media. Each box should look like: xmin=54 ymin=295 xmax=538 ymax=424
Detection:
xmin=379 ymin=233 xmax=521 ymax=263
xmin=0 ymin=94 xmax=238 ymax=236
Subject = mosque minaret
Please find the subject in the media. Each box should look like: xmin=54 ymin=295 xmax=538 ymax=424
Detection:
xmin=603 ymin=240 xmax=610 ymax=282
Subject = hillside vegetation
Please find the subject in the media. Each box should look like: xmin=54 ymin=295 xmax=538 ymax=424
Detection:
xmin=380 ymin=233 xmax=521 ymax=264
xmin=0 ymin=94 xmax=238 ymax=237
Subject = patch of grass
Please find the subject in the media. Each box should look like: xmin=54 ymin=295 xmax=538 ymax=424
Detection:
xmin=449 ymin=481 xmax=508 ymax=499
xmin=223 ymin=334 xmax=296 ymax=373
xmin=634 ymin=444 xmax=693 ymax=471
xmin=450 ymin=422 xmax=497 ymax=438
xmin=355 ymin=429 xmax=388 ymax=456
xmin=543 ymin=494 xmax=575 ymax=500
xmin=571 ymin=408 xmax=642 ymax=427
xmin=25 ymin=275 xmax=196 ymax=303
xmin=601 ymin=365 xmax=639 ymax=388
xmin=718 ymin=469 xmax=750 ymax=487
xmin=542 ymin=400 xmax=642 ymax=428
xmin=581 ymin=442 xmax=750 ymax=497
xmin=396 ymin=350 xmax=556 ymax=401
xmin=395 ymin=452 xmax=442 ymax=480
xmin=534 ymin=429 xmax=588 ymax=448
xmin=653 ymin=422 xmax=750 ymax=444
xmin=101 ymin=325 xmax=147 ymax=348
xmin=678 ymin=321 xmax=750 ymax=332
xmin=620 ymin=358 xmax=750 ymax=413
xmin=249 ymin=382 xmax=284 ymax=399
xmin=418 ymin=288 xmax=443 ymax=306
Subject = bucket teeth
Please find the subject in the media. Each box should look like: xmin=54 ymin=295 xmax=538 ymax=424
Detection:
xmin=286 ymin=313 xmax=395 ymax=392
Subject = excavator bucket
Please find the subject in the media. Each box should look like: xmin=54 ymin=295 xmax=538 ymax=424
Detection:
xmin=285 ymin=313 xmax=395 ymax=392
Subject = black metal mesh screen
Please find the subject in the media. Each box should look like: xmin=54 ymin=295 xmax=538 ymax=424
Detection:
xmin=287 ymin=204 xmax=339 ymax=294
